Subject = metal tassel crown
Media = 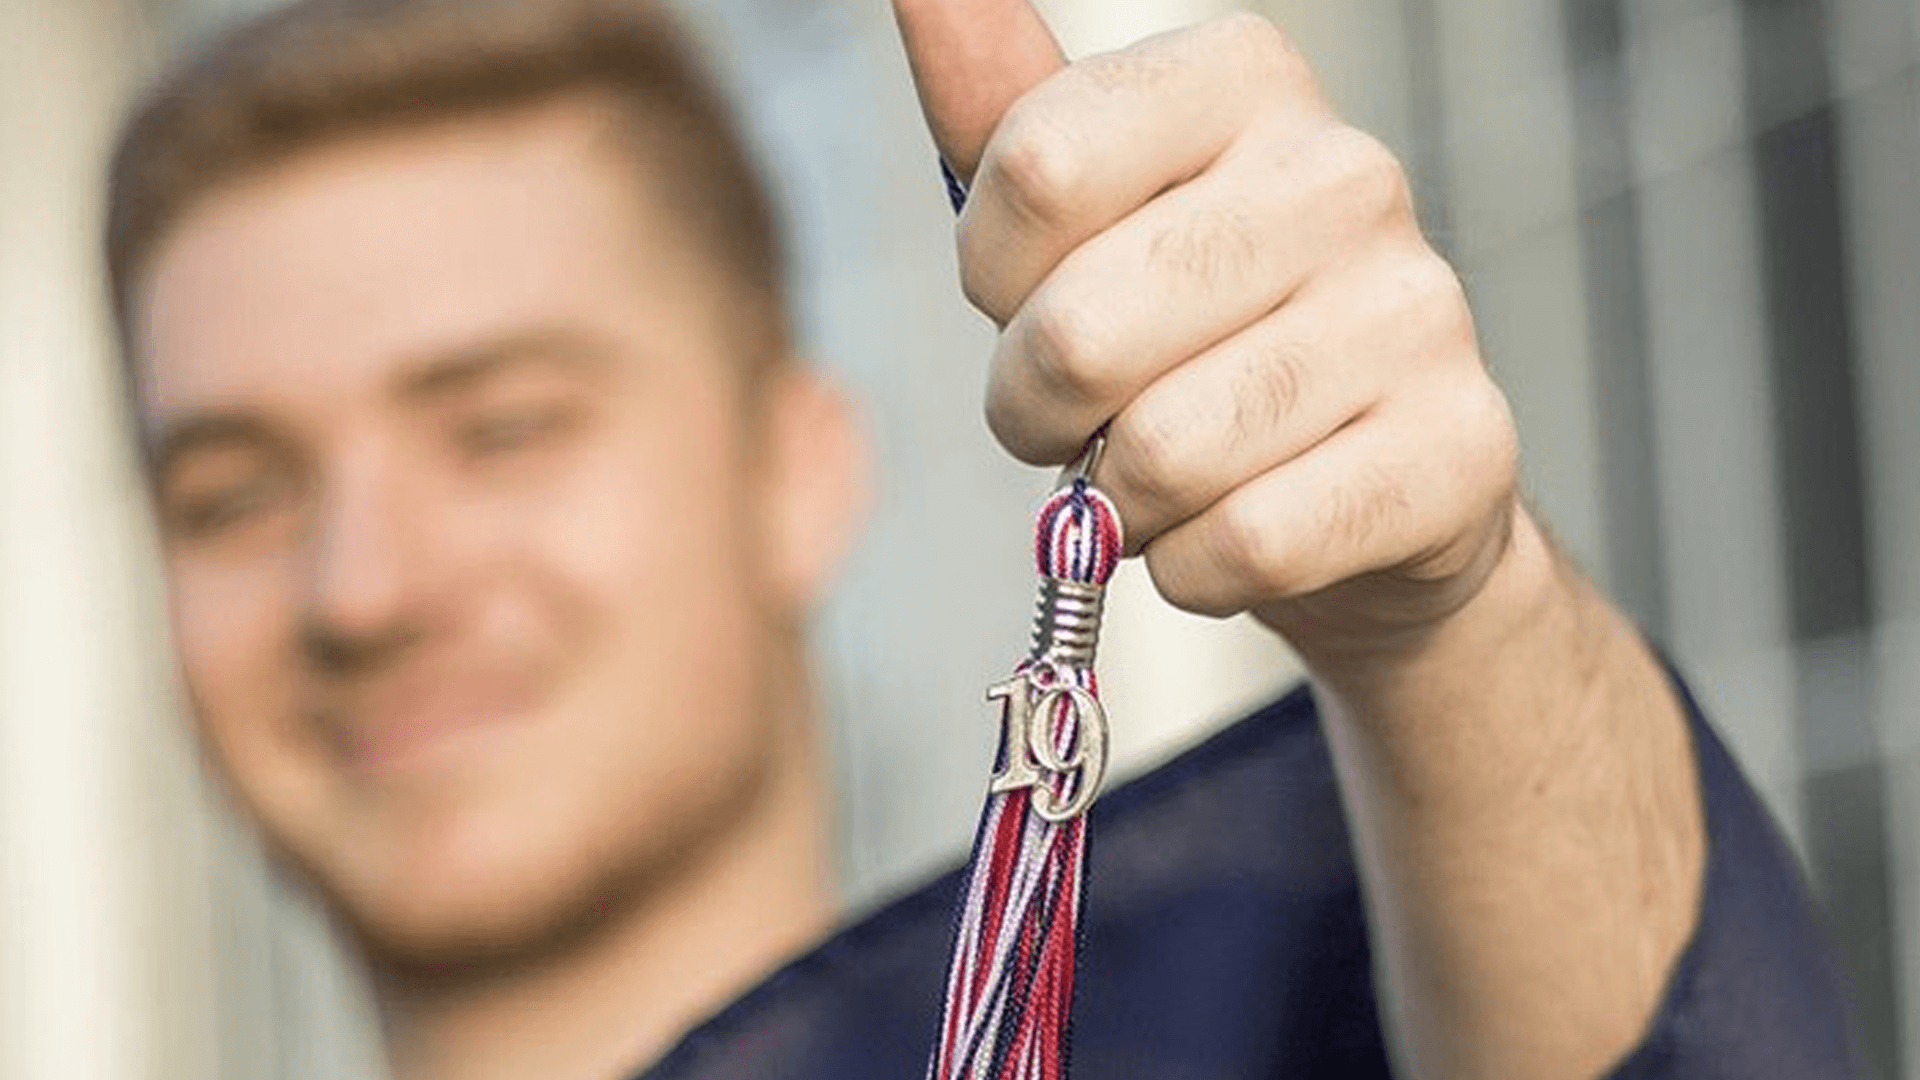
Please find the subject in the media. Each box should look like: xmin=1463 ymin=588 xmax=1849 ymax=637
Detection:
xmin=1028 ymin=576 xmax=1107 ymax=667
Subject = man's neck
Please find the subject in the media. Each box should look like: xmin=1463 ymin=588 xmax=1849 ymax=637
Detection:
xmin=379 ymin=684 xmax=836 ymax=1080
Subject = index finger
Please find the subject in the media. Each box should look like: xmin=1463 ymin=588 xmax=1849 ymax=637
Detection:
xmin=959 ymin=14 xmax=1324 ymax=324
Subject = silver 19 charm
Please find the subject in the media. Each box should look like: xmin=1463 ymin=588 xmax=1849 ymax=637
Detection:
xmin=986 ymin=668 xmax=1109 ymax=822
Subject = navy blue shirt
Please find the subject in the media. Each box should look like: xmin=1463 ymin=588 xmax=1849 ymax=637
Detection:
xmin=639 ymin=680 xmax=1859 ymax=1079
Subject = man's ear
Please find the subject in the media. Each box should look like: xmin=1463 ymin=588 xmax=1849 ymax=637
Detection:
xmin=757 ymin=363 xmax=871 ymax=611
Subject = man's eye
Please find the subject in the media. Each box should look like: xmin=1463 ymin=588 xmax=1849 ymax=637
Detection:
xmin=165 ymin=475 xmax=292 ymax=540
xmin=455 ymin=405 xmax=575 ymax=459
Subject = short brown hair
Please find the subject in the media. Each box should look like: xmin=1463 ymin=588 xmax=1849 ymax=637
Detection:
xmin=107 ymin=0 xmax=789 ymax=371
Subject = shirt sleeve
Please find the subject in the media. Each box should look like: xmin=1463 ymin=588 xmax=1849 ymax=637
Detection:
xmin=1601 ymin=670 xmax=1863 ymax=1079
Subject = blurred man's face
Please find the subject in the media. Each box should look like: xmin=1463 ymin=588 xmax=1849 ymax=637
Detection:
xmin=134 ymin=98 xmax=804 ymax=963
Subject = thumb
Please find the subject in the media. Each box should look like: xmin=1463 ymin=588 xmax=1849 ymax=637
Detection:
xmin=892 ymin=0 xmax=1066 ymax=182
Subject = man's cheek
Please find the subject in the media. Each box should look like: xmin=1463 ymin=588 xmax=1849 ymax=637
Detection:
xmin=523 ymin=450 xmax=687 ymax=601
xmin=171 ymin=562 xmax=303 ymax=767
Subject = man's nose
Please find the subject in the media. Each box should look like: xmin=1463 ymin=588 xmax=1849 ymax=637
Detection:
xmin=299 ymin=454 xmax=439 ymax=672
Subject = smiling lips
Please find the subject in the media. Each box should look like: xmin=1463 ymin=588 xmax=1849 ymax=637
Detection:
xmin=319 ymin=671 xmax=541 ymax=775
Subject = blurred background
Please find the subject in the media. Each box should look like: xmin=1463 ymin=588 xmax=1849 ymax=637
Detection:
xmin=1 ymin=0 xmax=1916 ymax=1076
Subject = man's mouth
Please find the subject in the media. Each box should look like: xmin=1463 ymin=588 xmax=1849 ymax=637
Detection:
xmin=319 ymin=673 xmax=541 ymax=776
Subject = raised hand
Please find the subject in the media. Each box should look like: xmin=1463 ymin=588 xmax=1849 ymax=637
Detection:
xmin=893 ymin=5 xmax=1705 ymax=1079
xmin=896 ymin=2 xmax=1518 ymax=668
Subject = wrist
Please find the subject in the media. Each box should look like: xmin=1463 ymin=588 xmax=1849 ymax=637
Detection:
xmin=1271 ymin=501 xmax=1565 ymax=707
xmin=1292 ymin=505 xmax=1686 ymax=826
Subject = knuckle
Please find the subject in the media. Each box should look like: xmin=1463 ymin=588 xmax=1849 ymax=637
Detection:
xmin=1212 ymin=494 xmax=1292 ymax=600
xmin=1208 ymin=11 xmax=1310 ymax=91
xmin=1421 ymin=377 xmax=1518 ymax=572
xmin=1395 ymin=251 xmax=1475 ymax=352
xmin=1460 ymin=377 xmax=1520 ymax=493
xmin=955 ymin=223 xmax=1010 ymax=323
xmin=1017 ymin=289 xmax=1114 ymax=408
xmin=1406 ymin=250 xmax=1467 ymax=314
xmin=1106 ymin=403 xmax=1189 ymax=510
xmin=1142 ymin=538 xmax=1237 ymax=618
xmin=1212 ymin=10 xmax=1284 ymax=55
xmin=983 ymin=364 xmax=1053 ymax=466
xmin=958 ymin=261 xmax=996 ymax=321
xmin=1418 ymin=373 xmax=1517 ymax=519
xmin=982 ymin=107 xmax=1085 ymax=230
xmin=1323 ymin=126 xmax=1411 ymax=224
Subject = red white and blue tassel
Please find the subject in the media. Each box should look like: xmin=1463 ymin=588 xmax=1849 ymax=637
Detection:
xmin=929 ymin=436 xmax=1122 ymax=1080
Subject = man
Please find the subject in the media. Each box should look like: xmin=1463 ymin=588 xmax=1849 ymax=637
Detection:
xmin=110 ymin=0 xmax=1855 ymax=1077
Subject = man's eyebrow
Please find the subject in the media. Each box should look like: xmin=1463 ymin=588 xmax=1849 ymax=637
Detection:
xmin=143 ymin=330 xmax=611 ymax=476
xmin=146 ymin=413 xmax=284 ymax=482
xmin=395 ymin=328 xmax=613 ymax=402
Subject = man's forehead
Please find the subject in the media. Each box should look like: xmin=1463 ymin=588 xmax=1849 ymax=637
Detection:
xmin=132 ymin=96 xmax=707 ymax=421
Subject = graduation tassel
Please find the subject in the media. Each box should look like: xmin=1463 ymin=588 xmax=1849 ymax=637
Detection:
xmin=929 ymin=437 xmax=1121 ymax=1080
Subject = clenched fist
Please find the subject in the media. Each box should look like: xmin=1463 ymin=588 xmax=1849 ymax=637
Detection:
xmin=909 ymin=10 xmax=1518 ymax=663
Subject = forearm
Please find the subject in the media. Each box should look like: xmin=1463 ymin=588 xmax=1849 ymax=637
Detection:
xmin=1297 ymin=508 xmax=1705 ymax=1080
